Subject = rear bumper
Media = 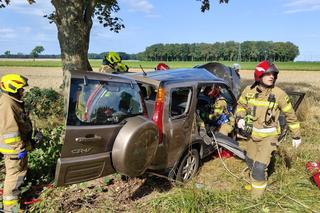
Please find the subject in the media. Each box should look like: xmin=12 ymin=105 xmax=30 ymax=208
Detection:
xmin=54 ymin=152 xmax=115 ymax=186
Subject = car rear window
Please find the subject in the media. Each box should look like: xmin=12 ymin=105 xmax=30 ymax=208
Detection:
xmin=67 ymin=78 xmax=143 ymax=126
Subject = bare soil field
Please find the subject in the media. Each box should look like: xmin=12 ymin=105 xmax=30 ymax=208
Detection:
xmin=240 ymin=70 xmax=320 ymax=87
xmin=1 ymin=67 xmax=319 ymax=90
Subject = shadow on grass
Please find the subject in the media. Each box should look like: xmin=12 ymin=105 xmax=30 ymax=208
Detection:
xmin=130 ymin=175 xmax=173 ymax=201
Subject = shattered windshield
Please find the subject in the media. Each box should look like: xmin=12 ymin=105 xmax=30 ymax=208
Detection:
xmin=67 ymin=78 xmax=143 ymax=126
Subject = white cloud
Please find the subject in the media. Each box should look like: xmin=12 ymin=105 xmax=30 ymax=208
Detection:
xmin=0 ymin=27 xmax=17 ymax=40
xmin=8 ymin=0 xmax=53 ymax=16
xmin=304 ymin=33 xmax=320 ymax=38
xmin=0 ymin=28 xmax=14 ymax=33
xmin=121 ymin=0 xmax=155 ymax=15
xmin=284 ymin=0 xmax=320 ymax=13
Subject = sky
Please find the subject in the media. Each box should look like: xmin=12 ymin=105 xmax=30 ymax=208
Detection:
xmin=0 ymin=0 xmax=320 ymax=61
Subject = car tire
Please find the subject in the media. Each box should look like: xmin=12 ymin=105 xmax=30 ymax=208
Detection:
xmin=176 ymin=148 xmax=200 ymax=182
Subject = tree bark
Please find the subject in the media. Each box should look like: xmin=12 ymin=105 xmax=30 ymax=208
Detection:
xmin=52 ymin=0 xmax=96 ymax=73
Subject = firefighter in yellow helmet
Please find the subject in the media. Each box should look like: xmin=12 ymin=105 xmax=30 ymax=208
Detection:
xmin=98 ymin=52 xmax=129 ymax=73
xmin=115 ymin=62 xmax=129 ymax=73
xmin=197 ymin=85 xmax=234 ymax=144
xmin=205 ymin=85 xmax=234 ymax=136
xmin=235 ymin=61 xmax=301 ymax=199
xmin=0 ymin=74 xmax=32 ymax=212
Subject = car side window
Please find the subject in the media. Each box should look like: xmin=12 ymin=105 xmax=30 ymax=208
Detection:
xmin=170 ymin=87 xmax=192 ymax=118
xmin=138 ymin=83 xmax=157 ymax=101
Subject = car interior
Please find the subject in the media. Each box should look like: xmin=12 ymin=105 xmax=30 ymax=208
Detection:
xmin=195 ymin=83 xmax=236 ymax=135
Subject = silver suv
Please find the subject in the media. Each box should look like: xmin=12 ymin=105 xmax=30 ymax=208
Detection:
xmin=55 ymin=63 xmax=304 ymax=186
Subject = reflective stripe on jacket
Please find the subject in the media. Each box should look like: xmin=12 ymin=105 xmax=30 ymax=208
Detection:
xmin=0 ymin=93 xmax=32 ymax=155
xmin=235 ymin=85 xmax=301 ymax=140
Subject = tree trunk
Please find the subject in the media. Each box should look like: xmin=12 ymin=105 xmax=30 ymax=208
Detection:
xmin=52 ymin=0 xmax=94 ymax=73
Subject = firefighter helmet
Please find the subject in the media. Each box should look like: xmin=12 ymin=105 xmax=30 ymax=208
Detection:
xmin=116 ymin=63 xmax=129 ymax=72
xmin=232 ymin=63 xmax=241 ymax=70
xmin=105 ymin=52 xmax=121 ymax=65
xmin=205 ymin=85 xmax=220 ymax=97
xmin=0 ymin=74 xmax=28 ymax=93
xmin=155 ymin=63 xmax=170 ymax=71
xmin=254 ymin=60 xmax=279 ymax=82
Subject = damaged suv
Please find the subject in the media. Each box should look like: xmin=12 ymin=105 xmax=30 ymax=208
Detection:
xmin=55 ymin=63 xmax=304 ymax=186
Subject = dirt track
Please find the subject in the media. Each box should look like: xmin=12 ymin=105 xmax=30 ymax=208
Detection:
xmin=0 ymin=67 xmax=320 ymax=89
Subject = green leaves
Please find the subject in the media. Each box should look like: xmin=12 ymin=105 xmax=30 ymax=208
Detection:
xmin=30 ymin=46 xmax=45 ymax=60
xmin=27 ymin=125 xmax=64 ymax=185
xmin=23 ymin=87 xmax=64 ymax=124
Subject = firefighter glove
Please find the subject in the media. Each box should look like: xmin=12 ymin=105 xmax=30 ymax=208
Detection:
xmin=18 ymin=150 xmax=28 ymax=159
xmin=292 ymin=138 xmax=301 ymax=148
xmin=237 ymin=119 xmax=245 ymax=130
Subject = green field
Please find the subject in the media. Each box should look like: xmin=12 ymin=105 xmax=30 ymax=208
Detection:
xmin=1 ymin=59 xmax=320 ymax=70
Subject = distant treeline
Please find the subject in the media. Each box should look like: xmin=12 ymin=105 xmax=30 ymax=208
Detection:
xmin=137 ymin=41 xmax=300 ymax=62
xmin=0 ymin=41 xmax=299 ymax=62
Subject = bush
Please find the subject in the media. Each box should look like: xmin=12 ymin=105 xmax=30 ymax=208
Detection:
xmin=22 ymin=87 xmax=65 ymax=184
xmin=27 ymin=125 xmax=64 ymax=185
xmin=23 ymin=87 xmax=64 ymax=127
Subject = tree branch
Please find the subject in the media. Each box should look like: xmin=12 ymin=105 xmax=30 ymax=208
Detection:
xmin=84 ymin=0 xmax=98 ymax=23
xmin=199 ymin=0 xmax=229 ymax=12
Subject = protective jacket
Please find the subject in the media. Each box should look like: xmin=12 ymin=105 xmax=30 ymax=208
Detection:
xmin=98 ymin=64 xmax=114 ymax=73
xmin=208 ymin=96 xmax=235 ymax=136
xmin=208 ymin=97 xmax=229 ymax=121
xmin=235 ymin=85 xmax=300 ymax=141
xmin=0 ymin=93 xmax=32 ymax=155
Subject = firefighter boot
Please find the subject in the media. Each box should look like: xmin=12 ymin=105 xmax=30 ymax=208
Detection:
xmin=251 ymin=180 xmax=267 ymax=199
xmin=3 ymin=199 xmax=20 ymax=213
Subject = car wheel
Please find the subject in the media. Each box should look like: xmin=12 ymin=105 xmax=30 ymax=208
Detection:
xmin=176 ymin=148 xmax=200 ymax=182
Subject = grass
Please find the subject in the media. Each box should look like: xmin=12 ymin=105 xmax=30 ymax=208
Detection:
xmin=1 ymin=59 xmax=320 ymax=70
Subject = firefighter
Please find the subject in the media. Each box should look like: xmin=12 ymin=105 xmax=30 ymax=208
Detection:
xmin=155 ymin=63 xmax=170 ymax=71
xmin=235 ymin=60 xmax=301 ymax=199
xmin=197 ymin=85 xmax=234 ymax=144
xmin=115 ymin=62 xmax=129 ymax=72
xmin=99 ymin=52 xmax=128 ymax=73
xmin=0 ymin=74 xmax=32 ymax=212
xmin=232 ymin=63 xmax=241 ymax=77
xmin=206 ymin=85 xmax=234 ymax=136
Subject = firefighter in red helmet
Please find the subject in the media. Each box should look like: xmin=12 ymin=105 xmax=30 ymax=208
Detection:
xmin=155 ymin=63 xmax=170 ymax=71
xmin=235 ymin=60 xmax=301 ymax=199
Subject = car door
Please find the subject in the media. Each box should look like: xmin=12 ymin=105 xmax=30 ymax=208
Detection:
xmin=55 ymin=71 xmax=158 ymax=186
xmin=163 ymin=83 xmax=196 ymax=167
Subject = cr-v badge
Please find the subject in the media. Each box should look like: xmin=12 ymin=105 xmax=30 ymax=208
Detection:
xmin=71 ymin=148 xmax=93 ymax=154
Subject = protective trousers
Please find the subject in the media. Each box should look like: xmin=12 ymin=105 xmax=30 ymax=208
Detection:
xmin=2 ymin=155 xmax=27 ymax=213
xmin=219 ymin=122 xmax=234 ymax=136
xmin=245 ymin=137 xmax=277 ymax=199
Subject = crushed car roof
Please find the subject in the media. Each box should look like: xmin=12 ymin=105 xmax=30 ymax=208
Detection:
xmin=129 ymin=68 xmax=227 ymax=85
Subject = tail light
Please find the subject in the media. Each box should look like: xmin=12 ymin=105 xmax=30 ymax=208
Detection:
xmin=152 ymin=87 xmax=165 ymax=144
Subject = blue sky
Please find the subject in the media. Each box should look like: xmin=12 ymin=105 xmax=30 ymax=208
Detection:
xmin=0 ymin=0 xmax=320 ymax=61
